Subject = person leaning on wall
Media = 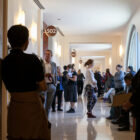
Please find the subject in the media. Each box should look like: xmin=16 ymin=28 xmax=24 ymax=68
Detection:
xmin=2 ymin=25 xmax=50 ymax=140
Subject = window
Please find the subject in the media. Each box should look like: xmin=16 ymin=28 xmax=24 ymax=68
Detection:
xmin=126 ymin=25 xmax=139 ymax=71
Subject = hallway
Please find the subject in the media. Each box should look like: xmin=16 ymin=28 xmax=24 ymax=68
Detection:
xmin=50 ymin=97 xmax=135 ymax=140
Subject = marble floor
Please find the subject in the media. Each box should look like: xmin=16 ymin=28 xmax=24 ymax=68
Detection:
xmin=49 ymin=96 xmax=135 ymax=140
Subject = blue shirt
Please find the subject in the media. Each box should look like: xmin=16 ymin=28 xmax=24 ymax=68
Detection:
xmin=57 ymin=76 xmax=64 ymax=91
xmin=114 ymin=71 xmax=125 ymax=89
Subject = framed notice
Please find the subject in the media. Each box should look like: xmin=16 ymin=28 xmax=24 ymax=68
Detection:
xmin=112 ymin=93 xmax=132 ymax=107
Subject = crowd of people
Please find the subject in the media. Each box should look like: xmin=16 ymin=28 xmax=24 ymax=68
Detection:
xmin=1 ymin=24 xmax=140 ymax=140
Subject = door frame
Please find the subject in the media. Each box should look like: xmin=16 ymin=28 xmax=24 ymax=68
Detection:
xmin=2 ymin=0 xmax=8 ymax=140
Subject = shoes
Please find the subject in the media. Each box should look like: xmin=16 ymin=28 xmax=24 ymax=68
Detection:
xmin=58 ymin=108 xmax=63 ymax=111
xmin=106 ymin=116 xmax=113 ymax=120
xmin=52 ymin=109 xmax=56 ymax=112
xmin=67 ymin=108 xmax=75 ymax=113
xmin=111 ymin=119 xmax=122 ymax=124
xmin=87 ymin=112 xmax=96 ymax=118
xmin=119 ymin=122 xmax=129 ymax=127
xmin=118 ymin=126 xmax=130 ymax=131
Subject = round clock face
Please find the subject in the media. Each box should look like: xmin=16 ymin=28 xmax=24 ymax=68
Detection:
xmin=45 ymin=25 xmax=57 ymax=37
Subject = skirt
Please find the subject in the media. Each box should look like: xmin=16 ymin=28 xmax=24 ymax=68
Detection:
xmin=8 ymin=91 xmax=51 ymax=140
xmin=67 ymin=84 xmax=77 ymax=102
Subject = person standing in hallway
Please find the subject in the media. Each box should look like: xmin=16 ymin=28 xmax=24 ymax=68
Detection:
xmin=44 ymin=50 xmax=57 ymax=116
xmin=77 ymin=69 xmax=85 ymax=96
xmin=84 ymin=59 xmax=97 ymax=118
xmin=62 ymin=65 xmax=69 ymax=102
xmin=114 ymin=65 xmax=125 ymax=93
xmin=52 ymin=66 xmax=64 ymax=112
xmin=2 ymin=25 xmax=50 ymax=140
xmin=123 ymin=69 xmax=140 ymax=140
xmin=67 ymin=64 xmax=78 ymax=113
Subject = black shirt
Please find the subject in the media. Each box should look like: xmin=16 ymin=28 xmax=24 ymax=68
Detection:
xmin=2 ymin=49 xmax=44 ymax=92
xmin=68 ymin=71 xmax=77 ymax=85
xmin=62 ymin=70 xmax=68 ymax=85
xmin=77 ymin=73 xmax=85 ymax=82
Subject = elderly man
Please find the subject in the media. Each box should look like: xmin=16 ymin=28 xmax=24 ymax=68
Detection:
xmin=44 ymin=50 xmax=57 ymax=116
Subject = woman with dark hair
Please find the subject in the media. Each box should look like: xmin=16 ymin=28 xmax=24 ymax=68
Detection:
xmin=2 ymin=25 xmax=50 ymax=140
xmin=84 ymin=59 xmax=97 ymax=118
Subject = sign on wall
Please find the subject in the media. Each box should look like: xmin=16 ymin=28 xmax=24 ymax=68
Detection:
xmin=45 ymin=25 xmax=57 ymax=37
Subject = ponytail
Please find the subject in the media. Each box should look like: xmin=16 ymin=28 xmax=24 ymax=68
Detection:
xmin=84 ymin=59 xmax=94 ymax=67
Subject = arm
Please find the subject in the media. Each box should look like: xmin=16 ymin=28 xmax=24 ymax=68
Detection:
xmin=89 ymin=70 xmax=97 ymax=85
xmin=34 ymin=55 xmax=47 ymax=91
xmin=68 ymin=75 xmax=77 ymax=82
xmin=82 ymin=73 xmax=85 ymax=79
xmin=54 ymin=63 xmax=57 ymax=85
xmin=37 ymin=80 xmax=47 ymax=91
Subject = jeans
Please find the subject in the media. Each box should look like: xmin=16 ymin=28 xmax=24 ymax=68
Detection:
xmin=52 ymin=90 xmax=63 ymax=110
xmin=44 ymin=84 xmax=56 ymax=116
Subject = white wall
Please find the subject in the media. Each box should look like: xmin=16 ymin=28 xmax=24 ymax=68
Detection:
xmin=58 ymin=34 xmax=121 ymax=74
xmin=74 ymin=50 xmax=111 ymax=74
xmin=122 ymin=6 xmax=140 ymax=71
xmin=47 ymin=32 xmax=65 ymax=68
xmin=8 ymin=0 xmax=43 ymax=56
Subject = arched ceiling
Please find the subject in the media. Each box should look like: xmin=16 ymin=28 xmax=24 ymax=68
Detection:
xmin=41 ymin=0 xmax=140 ymax=35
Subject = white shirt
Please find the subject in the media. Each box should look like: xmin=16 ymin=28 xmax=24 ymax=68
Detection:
xmin=45 ymin=62 xmax=52 ymax=74
xmin=84 ymin=68 xmax=97 ymax=88
xmin=44 ymin=61 xmax=52 ymax=83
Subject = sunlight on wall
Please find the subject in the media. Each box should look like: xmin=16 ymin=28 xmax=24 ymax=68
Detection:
xmin=57 ymin=45 xmax=61 ymax=57
xmin=72 ymin=57 xmax=75 ymax=64
xmin=30 ymin=22 xmax=37 ymax=42
xmin=79 ymin=63 xmax=82 ymax=69
xmin=109 ymin=57 xmax=112 ymax=65
xmin=54 ymin=41 xmax=61 ymax=57
xmin=119 ymin=45 xmax=123 ymax=57
xmin=15 ymin=9 xmax=25 ymax=25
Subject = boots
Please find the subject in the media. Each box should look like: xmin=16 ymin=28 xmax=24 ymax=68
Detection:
xmin=87 ymin=112 xmax=96 ymax=118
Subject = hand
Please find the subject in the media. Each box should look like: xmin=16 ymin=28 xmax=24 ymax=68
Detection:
xmin=45 ymin=73 xmax=51 ymax=77
xmin=123 ymin=102 xmax=133 ymax=111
